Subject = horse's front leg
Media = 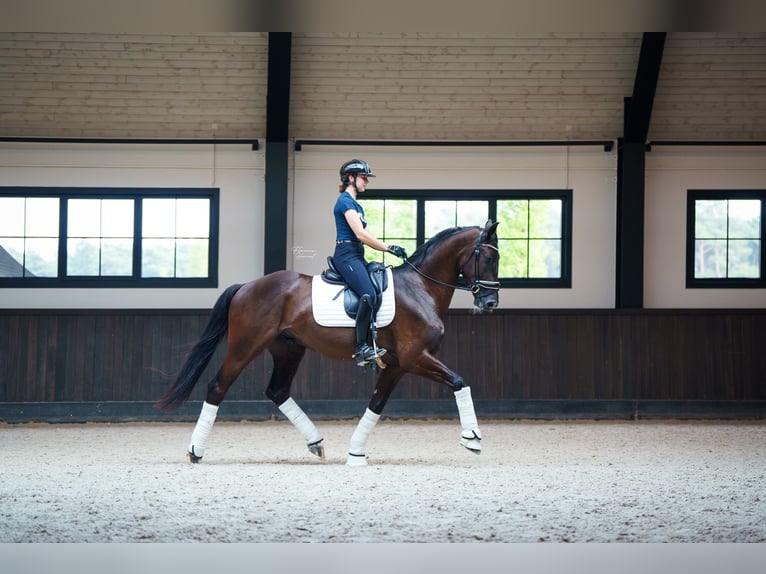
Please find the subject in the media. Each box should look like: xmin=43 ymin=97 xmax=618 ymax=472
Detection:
xmin=346 ymin=366 xmax=406 ymax=466
xmin=409 ymin=351 xmax=482 ymax=454
xmin=453 ymin=386 xmax=482 ymax=453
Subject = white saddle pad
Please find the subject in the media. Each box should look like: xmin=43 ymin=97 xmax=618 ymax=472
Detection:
xmin=311 ymin=268 xmax=395 ymax=328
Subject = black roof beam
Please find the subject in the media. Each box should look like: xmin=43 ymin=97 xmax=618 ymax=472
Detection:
xmin=624 ymin=32 xmax=666 ymax=144
xmin=616 ymin=33 xmax=666 ymax=309
xmin=263 ymin=32 xmax=292 ymax=275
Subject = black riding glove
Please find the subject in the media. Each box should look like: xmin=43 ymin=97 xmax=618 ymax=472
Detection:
xmin=387 ymin=245 xmax=408 ymax=259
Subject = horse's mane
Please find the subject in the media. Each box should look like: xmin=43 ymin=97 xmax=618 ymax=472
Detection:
xmin=403 ymin=226 xmax=478 ymax=268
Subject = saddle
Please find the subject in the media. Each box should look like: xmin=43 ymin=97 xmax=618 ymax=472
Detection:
xmin=321 ymin=256 xmax=389 ymax=319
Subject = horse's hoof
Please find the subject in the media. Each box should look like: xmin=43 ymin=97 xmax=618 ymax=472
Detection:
xmin=308 ymin=440 xmax=325 ymax=459
xmin=460 ymin=438 xmax=482 ymax=454
xmin=186 ymin=451 xmax=203 ymax=464
xmin=345 ymin=452 xmax=369 ymax=467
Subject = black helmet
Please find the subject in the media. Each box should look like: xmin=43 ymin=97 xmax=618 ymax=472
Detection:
xmin=340 ymin=159 xmax=375 ymax=183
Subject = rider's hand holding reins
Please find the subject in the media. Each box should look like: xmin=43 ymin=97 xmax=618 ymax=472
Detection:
xmin=387 ymin=245 xmax=407 ymax=259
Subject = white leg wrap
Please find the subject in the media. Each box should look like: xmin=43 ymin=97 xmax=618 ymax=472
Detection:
xmin=278 ymin=397 xmax=323 ymax=445
xmin=454 ymin=386 xmax=482 ymax=450
xmin=188 ymin=401 xmax=219 ymax=459
xmin=347 ymin=408 xmax=380 ymax=458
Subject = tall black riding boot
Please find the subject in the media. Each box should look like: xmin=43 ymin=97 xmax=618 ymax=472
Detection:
xmin=353 ymin=295 xmax=386 ymax=366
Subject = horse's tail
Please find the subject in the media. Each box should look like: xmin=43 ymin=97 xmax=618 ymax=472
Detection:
xmin=154 ymin=283 xmax=243 ymax=412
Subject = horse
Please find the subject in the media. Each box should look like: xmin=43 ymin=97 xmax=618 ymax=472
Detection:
xmin=155 ymin=220 xmax=500 ymax=466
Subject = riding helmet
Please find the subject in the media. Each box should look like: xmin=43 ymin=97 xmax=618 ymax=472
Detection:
xmin=340 ymin=159 xmax=375 ymax=183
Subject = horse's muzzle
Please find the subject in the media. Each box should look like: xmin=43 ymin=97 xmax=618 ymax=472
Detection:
xmin=474 ymin=292 xmax=499 ymax=312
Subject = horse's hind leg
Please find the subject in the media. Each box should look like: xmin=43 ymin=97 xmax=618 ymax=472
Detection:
xmin=187 ymin=326 xmax=279 ymax=463
xmin=266 ymin=335 xmax=324 ymax=459
xmin=186 ymin=355 xmax=257 ymax=463
xmin=188 ymin=401 xmax=219 ymax=463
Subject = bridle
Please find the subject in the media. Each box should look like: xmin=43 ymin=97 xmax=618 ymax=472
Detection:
xmin=404 ymin=229 xmax=501 ymax=295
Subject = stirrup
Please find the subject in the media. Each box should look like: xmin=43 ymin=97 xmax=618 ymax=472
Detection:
xmin=354 ymin=345 xmax=387 ymax=367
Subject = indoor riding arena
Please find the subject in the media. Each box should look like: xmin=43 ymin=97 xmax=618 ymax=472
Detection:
xmin=1 ymin=24 xmax=765 ymax=553
xmin=1 ymin=419 xmax=765 ymax=543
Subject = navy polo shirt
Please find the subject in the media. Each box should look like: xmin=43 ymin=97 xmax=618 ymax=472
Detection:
xmin=334 ymin=191 xmax=367 ymax=241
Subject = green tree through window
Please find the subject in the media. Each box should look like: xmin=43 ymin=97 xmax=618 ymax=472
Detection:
xmin=687 ymin=190 xmax=764 ymax=288
xmin=0 ymin=188 xmax=219 ymax=288
xmin=360 ymin=190 xmax=571 ymax=288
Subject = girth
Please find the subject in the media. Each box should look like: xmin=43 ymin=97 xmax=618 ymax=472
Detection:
xmin=321 ymin=256 xmax=389 ymax=319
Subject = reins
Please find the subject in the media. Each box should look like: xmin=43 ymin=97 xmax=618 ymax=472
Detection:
xmin=403 ymin=230 xmax=500 ymax=294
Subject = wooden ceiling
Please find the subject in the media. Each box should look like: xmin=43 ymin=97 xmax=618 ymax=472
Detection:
xmin=1 ymin=32 xmax=764 ymax=143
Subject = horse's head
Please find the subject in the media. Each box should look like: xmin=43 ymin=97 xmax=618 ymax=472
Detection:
xmin=461 ymin=220 xmax=500 ymax=312
xmin=402 ymin=220 xmax=500 ymax=312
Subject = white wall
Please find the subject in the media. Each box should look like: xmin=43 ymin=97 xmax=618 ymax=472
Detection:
xmin=5 ymin=142 xmax=763 ymax=311
xmin=0 ymin=142 xmax=264 ymax=309
xmin=645 ymin=146 xmax=766 ymax=308
xmin=291 ymin=144 xmax=617 ymax=309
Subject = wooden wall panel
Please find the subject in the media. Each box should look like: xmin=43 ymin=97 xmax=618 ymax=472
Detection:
xmin=1 ymin=310 xmax=764 ymax=406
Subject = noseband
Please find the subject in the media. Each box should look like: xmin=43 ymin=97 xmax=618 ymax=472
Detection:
xmin=404 ymin=229 xmax=501 ymax=294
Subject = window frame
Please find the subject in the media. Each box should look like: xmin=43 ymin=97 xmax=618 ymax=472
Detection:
xmin=0 ymin=187 xmax=220 ymax=288
xmin=686 ymin=189 xmax=765 ymax=289
xmin=361 ymin=189 xmax=573 ymax=288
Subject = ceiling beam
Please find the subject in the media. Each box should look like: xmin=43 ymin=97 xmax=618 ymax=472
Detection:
xmin=615 ymin=33 xmax=665 ymax=309
xmin=263 ymin=32 xmax=292 ymax=275
xmin=624 ymin=32 xmax=666 ymax=144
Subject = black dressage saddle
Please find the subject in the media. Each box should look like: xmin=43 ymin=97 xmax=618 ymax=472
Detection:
xmin=321 ymin=256 xmax=389 ymax=319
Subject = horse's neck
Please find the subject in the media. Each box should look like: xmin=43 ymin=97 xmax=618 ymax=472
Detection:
xmin=430 ymin=232 xmax=474 ymax=278
xmin=416 ymin=233 xmax=474 ymax=300
xmin=418 ymin=251 xmax=462 ymax=285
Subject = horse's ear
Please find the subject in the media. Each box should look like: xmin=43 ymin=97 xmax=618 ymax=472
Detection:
xmin=484 ymin=219 xmax=499 ymax=237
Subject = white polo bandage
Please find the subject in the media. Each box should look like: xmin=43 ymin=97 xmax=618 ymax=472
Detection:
xmin=278 ymin=397 xmax=323 ymax=445
xmin=188 ymin=401 xmax=219 ymax=459
xmin=454 ymin=386 xmax=481 ymax=440
xmin=348 ymin=408 xmax=380 ymax=456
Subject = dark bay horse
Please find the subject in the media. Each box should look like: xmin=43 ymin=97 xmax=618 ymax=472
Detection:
xmin=155 ymin=220 xmax=500 ymax=466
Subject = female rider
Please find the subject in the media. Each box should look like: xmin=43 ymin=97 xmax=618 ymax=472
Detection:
xmin=333 ymin=159 xmax=407 ymax=366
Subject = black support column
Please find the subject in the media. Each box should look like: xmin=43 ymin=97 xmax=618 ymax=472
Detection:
xmin=616 ymin=137 xmax=648 ymax=307
xmin=263 ymin=32 xmax=292 ymax=274
xmin=616 ymin=32 xmax=665 ymax=308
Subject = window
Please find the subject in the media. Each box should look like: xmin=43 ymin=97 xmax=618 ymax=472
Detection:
xmin=0 ymin=188 xmax=219 ymax=287
xmin=0 ymin=196 xmax=59 ymax=278
xmin=141 ymin=198 xmax=212 ymax=279
xmin=686 ymin=190 xmax=765 ymax=288
xmin=361 ymin=189 xmax=572 ymax=288
xmin=67 ymin=198 xmax=134 ymax=276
